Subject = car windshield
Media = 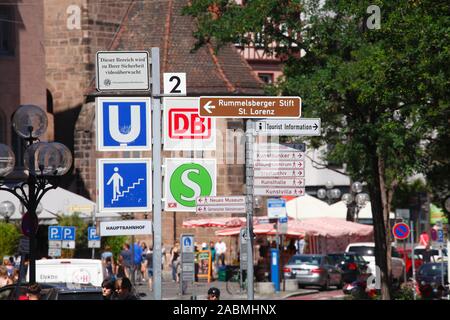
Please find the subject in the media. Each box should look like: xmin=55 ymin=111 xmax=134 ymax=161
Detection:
xmin=418 ymin=264 xmax=446 ymax=276
xmin=347 ymin=246 xmax=375 ymax=256
xmin=327 ymin=254 xmax=344 ymax=264
xmin=289 ymin=256 xmax=322 ymax=266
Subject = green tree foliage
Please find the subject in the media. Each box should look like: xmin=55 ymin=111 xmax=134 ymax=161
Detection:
xmin=184 ymin=0 xmax=450 ymax=299
xmin=0 ymin=222 xmax=21 ymax=258
xmin=102 ymin=236 xmax=128 ymax=260
xmin=58 ymin=212 xmax=88 ymax=258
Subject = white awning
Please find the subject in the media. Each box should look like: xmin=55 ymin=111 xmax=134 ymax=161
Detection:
xmin=0 ymin=187 xmax=121 ymax=221
xmin=286 ymin=195 xmax=395 ymax=220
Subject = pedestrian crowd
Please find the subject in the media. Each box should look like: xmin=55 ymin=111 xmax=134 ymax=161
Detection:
xmin=99 ymin=239 xmax=168 ymax=300
xmin=169 ymin=239 xmax=228 ymax=283
xmin=0 ymin=255 xmax=22 ymax=288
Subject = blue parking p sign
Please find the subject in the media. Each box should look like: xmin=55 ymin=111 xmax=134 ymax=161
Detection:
xmin=96 ymin=97 xmax=151 ymax=151
xmin=48 ymin=226 xmax=62 ymax=241
xmin=62 ymin=227 xmax=76 ymax=241
xmin=88 ymin=227 xmax=100 ymax=241
xmin=98 ymin=158 xmax=152 ymax=213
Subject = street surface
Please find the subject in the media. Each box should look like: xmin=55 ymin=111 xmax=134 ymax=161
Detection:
xmin=287 ymin=288 xmax=345 ymax=300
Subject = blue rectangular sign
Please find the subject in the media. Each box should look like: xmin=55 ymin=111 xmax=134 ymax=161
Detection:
xmin=279 ymin=217 xmax=288 ymax=224
xmin=48 ymin=226 xmax=62 ymax=241
xmin=97 ymin=158 xmax=152 ymax=213
xmin=96 ymin=97 xmax=152 ymax=151
xmin=268 ymin=199 xmax=286 ymax=208
xmin=88 ymin=227 xmax=100 ymax=241
xmin=62 ymin=227 xmax=76 ymax=241
xmin=438 ymin=229 xmax=444 ymax=243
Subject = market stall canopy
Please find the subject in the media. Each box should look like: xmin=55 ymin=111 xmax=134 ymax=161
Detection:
xmin=285 ymin=194 xmax=331 ymax=219
xmin=215 ymin=217 xmax=371 ymax=239
xmin=183 ymin=217 xmax=246 ymax=228
xmin=286 ymin=195 xmax=395 ymax=220
xmin=215 ymin=221 xmax=305 ymax=238
xmin=291 ymin=217 xmax=373 ymax=237
xmin=328 ymin=200 xmax=395 ymax=220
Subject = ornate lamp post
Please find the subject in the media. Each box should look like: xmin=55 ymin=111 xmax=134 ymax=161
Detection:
xmin=341 ymin=181 xmax=370 ymax=222
xmin=317 ymin=180 xmax=342 ymax=205
xmin=0 ymin=200 xmax=15 ymax=223
xmin=0 ymin=105 xmax=72 ymax=283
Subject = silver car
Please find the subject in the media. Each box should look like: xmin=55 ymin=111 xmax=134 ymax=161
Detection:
xmin=283 ymin=254 xmax=343 ymax=290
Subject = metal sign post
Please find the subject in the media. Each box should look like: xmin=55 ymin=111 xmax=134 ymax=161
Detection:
xmin=151 ymin=47 xmax=163 ymax=300
xmin=245 ymin=120 xmax=255 ymax=300
xmin=411 ymin=220 xmax=416 ymax=300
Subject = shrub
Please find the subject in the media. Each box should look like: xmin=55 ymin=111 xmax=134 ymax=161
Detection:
xmin=0 ymin=222 xmax=21 ymax=258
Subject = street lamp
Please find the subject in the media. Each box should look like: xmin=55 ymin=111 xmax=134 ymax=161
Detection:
xmin=317 ymin=180 xmax=342 ymax=204
xmin=0 ymin=200 xmax=16 ymax=223
xmin=0 ymin=105 xmax=72 ymax=284
xmin=342 ymin=181 xmax=370 ymax=222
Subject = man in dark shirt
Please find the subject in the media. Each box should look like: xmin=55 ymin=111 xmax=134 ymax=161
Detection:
xmin=120 ymin=243 xmax=132 ymax=277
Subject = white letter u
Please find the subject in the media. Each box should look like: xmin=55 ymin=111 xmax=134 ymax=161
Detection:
xmin=108 ymin=104 xmax=141 ymax=144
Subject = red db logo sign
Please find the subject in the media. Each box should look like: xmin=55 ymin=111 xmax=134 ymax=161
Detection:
xmin=168 ymin=108 xmax=211 ymax=139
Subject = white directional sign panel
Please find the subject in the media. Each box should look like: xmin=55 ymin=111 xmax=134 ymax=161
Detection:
xmin=253 ymin=143 xmax=306 ymax=197
xmin=254 ymin=151 xmax=304 ymax=161
xmin=96 ymin=51 xmax=149 ymax=91
xmin=254 ymin=178 xmax=305 ymax=187
xmin=255 ymin=118 xmax=321 ymax=136
xmin=96 ymin=97 xmax=151 ymax=151
xmin=100 ymin=220 xmax=152 ymax=236
xmin=253 ymin=161 xmax=304 ymax=169
xmin=196 ymin=196 xmax=246 ymax=214
xmin=163 ymin=73 xmax=187 ymax=96
xmin=254 ymin=187 xmax=305 ymax=196
xmin=254 ymin=168 xmax=304 ymax=177
xmin=163 ymin=97 xmax=216 ymax=150
xmin=164 ymin=158 xmax=216 ymax=212
xmin=97 ymin=158 xmax=152 ymax=213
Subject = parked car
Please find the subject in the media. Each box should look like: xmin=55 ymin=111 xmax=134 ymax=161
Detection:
xmin=345 ymin=242 xmax=405 ymax=283
xmin=416 ymin=263 xmax=449 ymax=299
xmin=283 ymin=254 xmax=343 ymax=291
xmin=27 ymin=259 xmax=105 ymax=287
xmin=0 ymin=283 xmax=103 ymax=300
xmin=414 ymin=246 xmax=447 ymax=263
xmin=396 ymin=248 xmax=423 ymax=278
xmin=327 ymin=252 xmax=370 ymax=284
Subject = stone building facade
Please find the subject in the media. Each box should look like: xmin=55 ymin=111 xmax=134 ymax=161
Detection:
xmin=0 ymin=0 xmax=50 ymax=176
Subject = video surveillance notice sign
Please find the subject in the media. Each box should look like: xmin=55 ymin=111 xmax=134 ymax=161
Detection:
xmin=96 ymin=51 xmax=150 ymax=91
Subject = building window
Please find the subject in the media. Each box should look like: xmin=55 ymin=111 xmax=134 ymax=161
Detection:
xmin=0 ymin=6 xmax=15 ymax=56
xmin=258 ymin=73 xmax=274 ymax=84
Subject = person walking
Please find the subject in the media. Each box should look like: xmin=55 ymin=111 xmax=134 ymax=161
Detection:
xmin=133 ymin=240 xmax=143 ymax=284
xmin=120 ymin=243 xmax=132 ymax=278
xmin=145 ymin=246 xmax=153 ymax=291
xmin=170 ymin=243 xmax=180 ymax=282
xmin=0 ymin=266 xmax=12 ymax=288
xmin=101 ymin=278 xmax=116 ymax=300
xmin=215 ymin=239 xmax=227 ymax=266
xmin=207 ymin=287 xmax=220 ymax=300
xmin=26 ymin=283 xmax=42 ymax=300
xmin=116 ymin=255 xmax=129 ymax=279
xmin=114 ymin=277 xmax=138 ymax=300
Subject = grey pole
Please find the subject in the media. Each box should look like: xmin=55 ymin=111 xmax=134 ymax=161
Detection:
xmin=91 ymin=207 xmax=96 ymax=259
xmin=151 ymin=47 xmax=162 ymax=300
xmin=245 ymin=119 xmax=255 ymax=300
xmin=411 ymin=220 xmax=416 ymax=300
